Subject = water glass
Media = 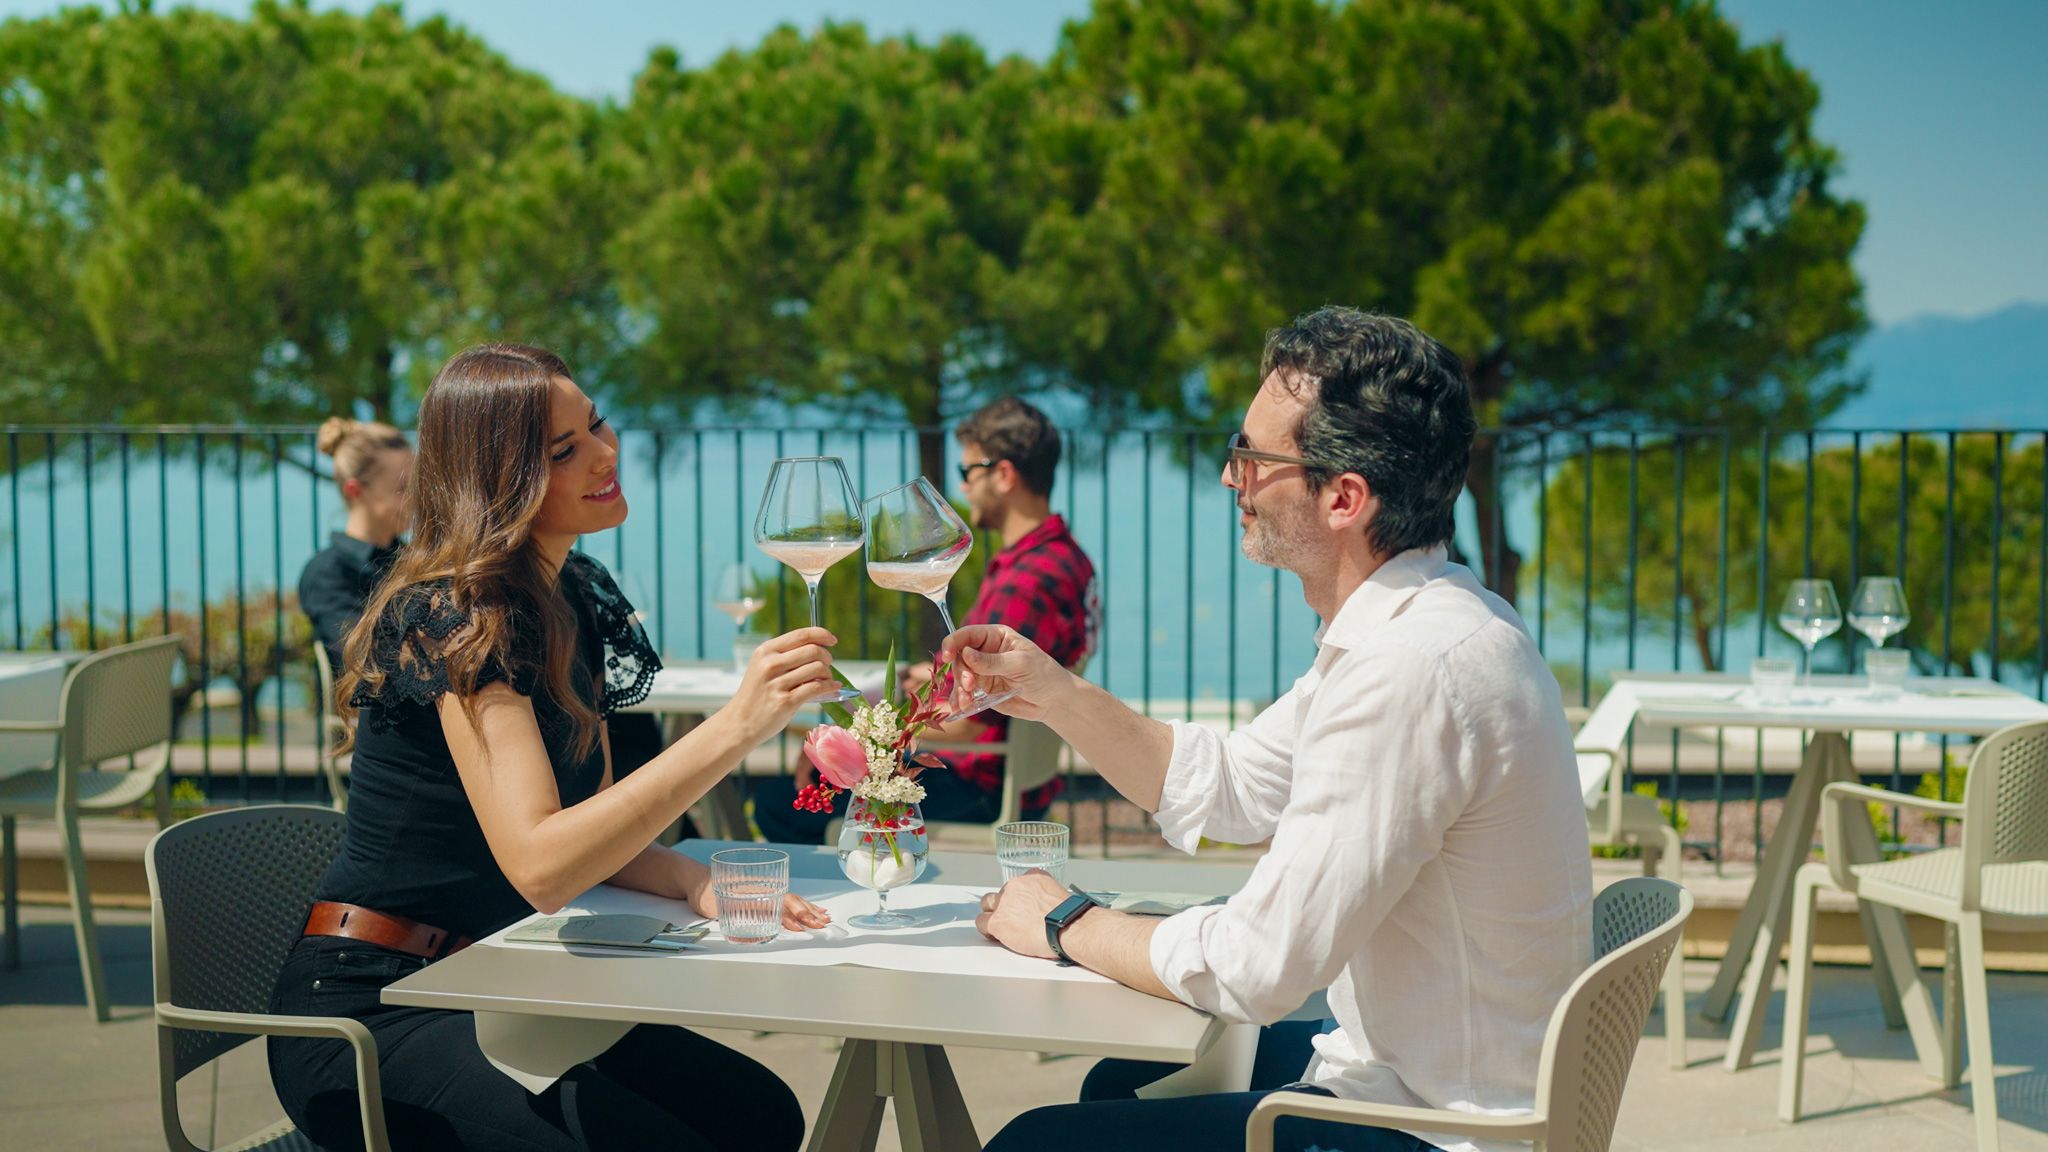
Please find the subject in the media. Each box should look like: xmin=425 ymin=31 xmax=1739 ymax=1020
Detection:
xmin=710 ymin=848 xmax=788 ymax=944
xmin=1865 ymin=649 xmax=1912 ymax=699
xmin=1751 ymin=658 xmax=1796 ymax=706
xmin=995 ymin=821 xmax=1069 ymax=884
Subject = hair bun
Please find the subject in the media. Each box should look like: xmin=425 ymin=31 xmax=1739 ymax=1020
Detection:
xmin=316 ymin=417 xmax=356 ymax=457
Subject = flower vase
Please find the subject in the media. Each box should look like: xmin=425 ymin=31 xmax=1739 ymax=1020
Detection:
xmin=836 ymin=796 xmax=929 ymax=930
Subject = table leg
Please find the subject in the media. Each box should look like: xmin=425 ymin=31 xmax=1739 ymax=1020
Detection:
xmin=1823 ymin=769 xmax=1946 ymax=1079
xmin=1717 ymin=732 xmax=1843 ymax=1070
xmin=2 ymin=814 xmax=16 ymax=970
xmin=809 ymin=1039 xmax=887 ymax=1152
xmin=808 ymin=1039 xmax=979 ymax=1152
xmin=892 ymin=1042 xmax=980 ymax=1152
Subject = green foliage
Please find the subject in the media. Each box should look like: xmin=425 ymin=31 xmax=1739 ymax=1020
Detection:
xmin=1592 ymin=780 xmax=1685 ymax=859
xmin=1541 ymin=434 xmax=2045 ymax=674
xmin=5 ymin=1 xmax=1863 ymax=470
xmin=170 ymin=779 xmax=209 ymax=822
xmin=1037 ymin=0 xmax=1866 ymax=429
xmin=36 ymin=586 xmax=316 ymax=737
xmin=0 ymin=0 xmax=616 ymax=422
xmin=2 ymin=0 xmax=1868 ymax=598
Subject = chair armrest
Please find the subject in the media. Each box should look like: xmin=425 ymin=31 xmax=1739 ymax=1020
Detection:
xmin=0 ymin=720 xmax=61 ymax=732
xmin=157 ymin=1004 xmax=389 ymax=1152
xmin=1822 ymin=780 xmax=1964 ymax=820
xmin=1820 ymin=781 xmax=1965 ymax=890
xmin=1247 ymin=1092 xmax=1547 ymax=1152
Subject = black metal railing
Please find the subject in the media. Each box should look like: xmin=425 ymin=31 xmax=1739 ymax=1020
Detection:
xmin=3 ymin=423 xmax=2042 ymax=863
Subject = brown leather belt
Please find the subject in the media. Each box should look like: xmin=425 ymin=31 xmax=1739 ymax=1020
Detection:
xmin=303 ymin=901 xmax=473 ymax=960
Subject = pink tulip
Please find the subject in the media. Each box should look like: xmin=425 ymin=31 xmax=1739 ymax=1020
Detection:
xmin=805 ymin=725 xmax=869 ymax=790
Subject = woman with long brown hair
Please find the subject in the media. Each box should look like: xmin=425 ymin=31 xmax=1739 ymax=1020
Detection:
xmin=268 ymin=344 xmax=830 ymax=1151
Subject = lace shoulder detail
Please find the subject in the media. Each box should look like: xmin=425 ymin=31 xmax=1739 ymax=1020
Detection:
xmin=563 ymin=552 xmax=662 ymax=715
xmin=348 ymin=581 xmax=536 ymax=720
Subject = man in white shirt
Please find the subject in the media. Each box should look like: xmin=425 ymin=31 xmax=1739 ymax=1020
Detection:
xmin=950 ymin=307 xmax=1593 ymax=1152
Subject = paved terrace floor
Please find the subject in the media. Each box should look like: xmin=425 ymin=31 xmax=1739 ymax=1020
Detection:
xmin=5 ymin=892 xmax=2047 ymax=1150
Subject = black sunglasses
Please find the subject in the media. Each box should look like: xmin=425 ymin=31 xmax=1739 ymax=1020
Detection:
xmin=956 ymin=458 xmax=1000 ymax=483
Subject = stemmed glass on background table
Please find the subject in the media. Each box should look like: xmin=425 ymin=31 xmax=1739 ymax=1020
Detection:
xmin=712 ymin=563 xmax=767 ymax=672
xmin=1849 ymin=576 xmax=1912 ymax=696
xmin=1776 ymin=578 xmax=1843 ymax=697
xmin=755 ymin=456 xmax=865 ymax=702
xmin=863 ymin=477 xmax=1015 ymax=719
xmin=1848 ymin=577 xmax=1910 ymax=649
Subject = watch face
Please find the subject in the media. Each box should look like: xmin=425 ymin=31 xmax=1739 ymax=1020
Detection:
xmin=1051 ymin=893 xmax=1094 ymax=926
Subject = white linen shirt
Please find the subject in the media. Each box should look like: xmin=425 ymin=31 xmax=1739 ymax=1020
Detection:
xmin=1147 ymin=546 xmax=1592 ymax=1152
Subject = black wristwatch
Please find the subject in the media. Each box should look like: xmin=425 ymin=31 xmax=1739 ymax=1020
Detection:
xmin=1045 ymin=886 xmax=1103 ymax=967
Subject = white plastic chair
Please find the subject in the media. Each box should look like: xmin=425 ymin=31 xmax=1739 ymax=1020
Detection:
xmin=1780 ymin=718 xmax=2048 ymax=1151
xmin=0 ymin=635 xmax=181 ymax=1020
xmin=1248 ymin=877 xmax=1692 ymax=1152
xmin=311 ymin=643 xmax=350 ymax=811
xmin=147 ymin=804 xmax=390 ymax=1152
xmin=1579 ymin=750 xmax=1687 ymax=1067
xmin=919 ymin=717 xmax=1069 ymax=836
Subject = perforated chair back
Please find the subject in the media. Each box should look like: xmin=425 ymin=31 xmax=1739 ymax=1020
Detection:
xmin=55 ymin=635 xmax=179 ymax=788
xmin=991 ymin=719 xmax=1065 ymax=821
xmin=146 ymin=805 xmax=346 ymax=1079
xmin=1962 ymin=720 xmax=2048 ymax=893
xmin=1535 ymin=878 xmax=1691 ymax=1152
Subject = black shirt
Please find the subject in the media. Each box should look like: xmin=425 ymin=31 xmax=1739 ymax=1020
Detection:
xmin=299 ymin=531 xmax=402 ymax=668
xmin=313 ymin=552 xmax=661 ymax=939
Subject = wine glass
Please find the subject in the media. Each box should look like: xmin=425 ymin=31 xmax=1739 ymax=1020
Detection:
xmin=1776 ymin=579 xmax=1843 ymax=688
xmin=755 ymin=457 xmax=864 ymax=702
xmin=712 ymin=564 xmax=766 ymax=672
xmin=1848 ymin=577 xmax=1910 ymax=648
xmin=618 ymin=571 xmax=654 ymax=627
xmin=863 ymin=477 xmax=1014 ymax=718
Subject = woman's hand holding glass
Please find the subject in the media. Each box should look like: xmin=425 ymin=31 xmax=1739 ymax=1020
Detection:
xmin=727 ymin=626 xmax=842 ymax=743
xmin=689 ymin=875 xmax=832 ymax=933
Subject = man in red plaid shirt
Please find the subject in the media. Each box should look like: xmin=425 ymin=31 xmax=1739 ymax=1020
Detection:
xmin=754 ymin=397 xmax=1096 ymax=843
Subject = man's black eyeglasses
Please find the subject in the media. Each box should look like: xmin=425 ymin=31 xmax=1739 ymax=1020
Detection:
xmin=1226 ymin=431 xmax=1317 ymax=486
xmin=956 ymin=458 xmax=1000 ymax=483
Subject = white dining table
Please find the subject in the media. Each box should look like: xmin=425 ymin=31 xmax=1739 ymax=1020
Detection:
xmin=1575 ymin=670 xmax=2048 ymax=1074
xmin=0 ymin=651 xmax=82 ymax=781
xmin=385 ymin=840 xmax=1273 ymax=1152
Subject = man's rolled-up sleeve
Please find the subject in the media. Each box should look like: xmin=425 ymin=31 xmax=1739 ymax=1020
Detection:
xmin=1148 ymin=647 xmax=1476 ymax=1024
xmin=1152 ymin=677 xmax=1305 ymax=853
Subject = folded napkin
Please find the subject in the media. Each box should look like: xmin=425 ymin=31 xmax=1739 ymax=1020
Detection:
xmin=501 ymin=914 xmax=708 ymax=952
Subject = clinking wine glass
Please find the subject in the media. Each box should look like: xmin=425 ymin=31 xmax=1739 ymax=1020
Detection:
xmin=754 ymin=456 xmax=865 ymax=703
xmin=862 ymin=477 xmax=1014 ymax=719
xmin=1848 ymin=577 xmax=1910 ymax=648
xmin=1776 ymin=578 xmax=1843 ymax=689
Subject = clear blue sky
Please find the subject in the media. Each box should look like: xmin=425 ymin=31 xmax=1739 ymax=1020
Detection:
xmin=6 ymin=0 xmax=2043 ymax=326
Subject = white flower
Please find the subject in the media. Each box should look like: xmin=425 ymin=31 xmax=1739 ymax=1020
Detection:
xmin=853 ymin=772 xmax=926 ymax=806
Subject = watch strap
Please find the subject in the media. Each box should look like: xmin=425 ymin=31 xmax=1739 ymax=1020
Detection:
xmin=1045 ymin=888 xmax=1101 ymax=967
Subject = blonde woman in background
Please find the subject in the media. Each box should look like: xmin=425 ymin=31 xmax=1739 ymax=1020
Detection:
xmin=300 ymin=417 xmax=413 ymax=668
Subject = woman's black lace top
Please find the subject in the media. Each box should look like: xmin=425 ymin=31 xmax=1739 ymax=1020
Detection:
xmin=313 ymin=552 xmax=662 ymax=938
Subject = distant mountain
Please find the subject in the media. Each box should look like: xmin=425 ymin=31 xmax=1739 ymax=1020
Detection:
xmin=1826 ymin=301 xmax=2048 ymax=430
